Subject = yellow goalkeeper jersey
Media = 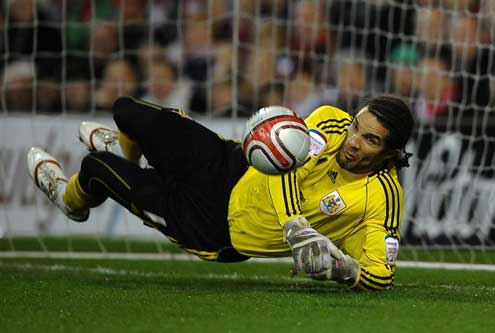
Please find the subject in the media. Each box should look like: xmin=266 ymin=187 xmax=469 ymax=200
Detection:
xmin=228 ymin=105 xmax=403 ymax=259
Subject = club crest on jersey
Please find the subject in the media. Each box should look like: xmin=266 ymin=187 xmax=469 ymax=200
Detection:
xmin=385 ymin=235 xmax=399 ymax=264
xmin=309 ymin=129 xmax=327 ymax=157
xmin=320 ymin=190 xmax=346 ymax=216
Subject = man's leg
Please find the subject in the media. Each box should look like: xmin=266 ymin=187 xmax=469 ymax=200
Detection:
xmin=29 ymin=144 xmax=249 ymax=262
xmin=111 ymin=96 xmax=247 ymax=187
xmin=68 ymin=150 xmax=249 ymax=262
xmin=64 ymin=151 xmax=166 ymax=225
xmin=109 ymin=97 xmax=250 ymax=261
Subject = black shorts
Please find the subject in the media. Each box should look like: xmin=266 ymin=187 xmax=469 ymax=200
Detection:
xmin=78 ymin=97 xmax=250 ymax=262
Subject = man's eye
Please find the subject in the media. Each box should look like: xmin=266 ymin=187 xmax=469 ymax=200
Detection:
xmin=367 ymin=137 xmax=379 ymax=145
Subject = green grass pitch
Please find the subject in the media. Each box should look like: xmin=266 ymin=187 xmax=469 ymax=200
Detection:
xmin=1 ymin=256 xmax=495 ymax=333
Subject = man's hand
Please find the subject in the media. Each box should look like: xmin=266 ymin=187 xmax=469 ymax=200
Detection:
xmin=283 ymin=216 xmax=343 ymax=274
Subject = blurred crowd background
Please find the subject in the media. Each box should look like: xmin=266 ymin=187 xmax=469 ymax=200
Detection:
xmin=1 ymin=0 xmax=494 ymax=127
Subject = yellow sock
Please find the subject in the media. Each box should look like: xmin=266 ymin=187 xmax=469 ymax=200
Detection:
xmin=63 ymin=173 xmax=93 ymax=211
xmin=118 ymin=130 xmax=142 ymax=162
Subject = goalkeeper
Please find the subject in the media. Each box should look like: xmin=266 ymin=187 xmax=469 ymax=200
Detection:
xmin=27 ymin=95 xmax=414 ymax=291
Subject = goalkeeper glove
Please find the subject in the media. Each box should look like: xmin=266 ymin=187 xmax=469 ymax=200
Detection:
xmin=308 ymin=253 xmax=359 ymax=286
xmin=283 ymin=216 xmax=343 ymax=274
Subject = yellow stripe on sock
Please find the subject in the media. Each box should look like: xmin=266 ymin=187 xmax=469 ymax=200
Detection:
xmin=118 ymin=131 xmax=142 ymax=162
xmin=63 ymin=173 xmax=93 ymax=211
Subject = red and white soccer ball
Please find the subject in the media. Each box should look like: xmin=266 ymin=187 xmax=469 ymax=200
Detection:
xmin=242 ymin=106 xmax=310 ymax=175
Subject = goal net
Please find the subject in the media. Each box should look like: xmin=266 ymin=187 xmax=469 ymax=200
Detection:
xmin=2 ymin=0 xmax=495 ymax=265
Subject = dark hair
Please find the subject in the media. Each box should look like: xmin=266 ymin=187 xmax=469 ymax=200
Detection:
xmin=364 ymin=95 xmax=415 ymax=168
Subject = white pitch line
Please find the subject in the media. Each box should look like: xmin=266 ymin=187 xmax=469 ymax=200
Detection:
xmin=1 ymin=251 xmax=495 ymax=271
xmin=397 ymin=261 xmax=495 ymax=271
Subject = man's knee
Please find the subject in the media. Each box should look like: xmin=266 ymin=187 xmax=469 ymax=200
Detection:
xmin=112 ymin=96 xmax=135 ymax=131
xmin=112 ymin=96 xmax=169 ymax=140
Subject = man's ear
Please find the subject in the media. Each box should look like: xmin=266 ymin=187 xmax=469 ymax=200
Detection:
xmin=384 ymin=148 xmax=400 ymax=160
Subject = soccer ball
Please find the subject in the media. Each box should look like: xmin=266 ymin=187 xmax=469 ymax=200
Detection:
xmin=242 ymin=106 xmax=310 ymax=175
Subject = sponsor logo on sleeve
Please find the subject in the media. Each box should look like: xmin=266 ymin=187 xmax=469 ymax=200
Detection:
xmin=385 ymin=235 xmax=399 ymax=265
xmin=309 ymin=129 xmax=327 ymax=157
xmin=320 ymin=190 xmax=346 ymax=216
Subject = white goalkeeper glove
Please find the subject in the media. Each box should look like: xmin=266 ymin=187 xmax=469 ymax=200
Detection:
xmin=308 ymin=253 xmax=359 ymax=286
xmin=283 ymin=216 xmax=343 ymax=274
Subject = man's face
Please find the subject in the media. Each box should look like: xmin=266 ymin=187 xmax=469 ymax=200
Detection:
xmin=336 ymin=108 xmax=394 ymax=173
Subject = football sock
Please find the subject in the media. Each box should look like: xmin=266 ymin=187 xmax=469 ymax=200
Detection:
xmin=63 ymin=173 xmax=93 ymax=211
xmin=118 ymin=131 xmax=142 ymax=163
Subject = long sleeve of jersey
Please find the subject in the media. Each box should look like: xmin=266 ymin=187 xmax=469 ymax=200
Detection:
xmin=348 ymin=226 xmax=398 ymax=291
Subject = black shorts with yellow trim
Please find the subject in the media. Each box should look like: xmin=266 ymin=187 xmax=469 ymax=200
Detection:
xmin=78 ymin=100 xmax=251 ymax=263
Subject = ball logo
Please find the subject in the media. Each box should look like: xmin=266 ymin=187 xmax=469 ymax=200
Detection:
xmin=243 ymin=106 xmax=310 ymax=175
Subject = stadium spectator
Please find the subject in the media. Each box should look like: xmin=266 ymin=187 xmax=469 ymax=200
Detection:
xmin=286 ymin=59 xmax=318 ymax=118
xmin=95 ymin=59 xmax=138 ymax=111
xmin=480 ymin=0 xmax=495 ymax=31
xmin=37 ymin=79 xmax=62 ymax=114
xmin=329 ymin=0 xmax=415 ymax=86
xmin=415 ymin=6 xmax=449 ymax=52
xmin=259 ymin=0 xmax=289 ymax=19
xmin=449 ymin=14 xmax=494 ymax=110
xmin=211 ymin=43 xmax=234 ymax=82
xmin=65 ymin=79 xmax=91 ymax=113
xmin=28 ymin=94 xmax=415 ymax=291
xmin=334 ymin=58 xmax=367 ymax=112
xmin=141 ymin=58 xmax=193 ymax=110
xmin=0 ymin=6 xmax=5 ymax=73
xmin=180 ymin=15 xmax=213 ymax=83
xmin=290 ymin=0 xmax=334 ymax=57
xmin=145 ymin=0 xmax=179 ymax=46
xmin=65 ymin=70 xmax=91 ymax=113
xmin=243 ymin=21 xmax=286 ymax=90
xmin=210 ymin=80 xmax=233 ymax=116
xmin=205 ymin=77 xmax=253 ymax=117
xmin=416 ymin=0 xmax=478 ymax=9
xmin=388 ymin=44 xmax=420 ymax=101
xmin=136 ymin=41 xmax=165 ymax=74
xmin=115 ymin=0 xmax=175 ymax=54
xmin=280 ymin=54 xmax=368 ymax=118
xmin=6 ymin=0 xmax=62 ymax=80
xmin=1 ymin=60 xmax=35 ymax=112
xmin=89 ymin=21 xmax=119 ymax=80
xmin=64 ymin=0 xmax=114 ymax=53
xmin=64 ymin=0 xmax=114 ymax=80
xmin=255 ymin=82 xmax=286 ymax=112
xmin=415 ymin=49 xmax=458 ymax=123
